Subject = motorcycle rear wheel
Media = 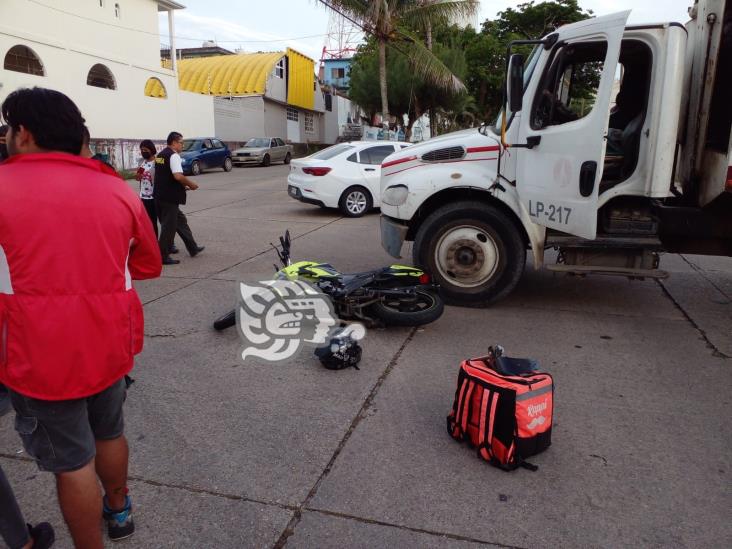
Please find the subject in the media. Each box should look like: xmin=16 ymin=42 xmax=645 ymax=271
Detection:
xmin=367 ymin=289 xmax=444 ymax=327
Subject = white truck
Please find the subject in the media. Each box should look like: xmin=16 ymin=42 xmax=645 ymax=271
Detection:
xmin=379 ymin=0 xmax=731 ymax=306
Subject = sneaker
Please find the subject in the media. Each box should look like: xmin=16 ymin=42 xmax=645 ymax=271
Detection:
xmin=27 ymin=522 xmax=55 ymax=549
xmin=103 ymin=495 xmax=135 ymax=541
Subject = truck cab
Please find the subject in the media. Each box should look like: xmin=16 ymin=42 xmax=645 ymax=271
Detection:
xmin=380 ymin=1 xmax=732 ymax=307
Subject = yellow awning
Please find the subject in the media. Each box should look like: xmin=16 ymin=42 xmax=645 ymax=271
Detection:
xmin=175 ymin=51 xmax=284 ymax=96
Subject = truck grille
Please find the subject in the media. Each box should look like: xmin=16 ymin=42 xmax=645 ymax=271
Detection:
xmin=421 ymin=146 xmax=465 ymax=162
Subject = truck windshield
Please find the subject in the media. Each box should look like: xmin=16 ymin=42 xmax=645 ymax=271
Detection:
xmin=491 ymin=45 xmax=542 ymax=130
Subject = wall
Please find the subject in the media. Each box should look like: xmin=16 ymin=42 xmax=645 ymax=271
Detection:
xmin=324 ymin=103 xmax=338 ymax=144
xmin=176 ymin=91 xmax=215 ymax=137
xmin=0 ymin=0 xmax=162 ymax=70
xmin=322 ymin=59 xmax=351 ymax=89
xmin=90 ymin=138 xmax=166 ymax=172
xmin=323 ymin=94 xmax=360 ymax=144
xmin=214 ymin=96 xmax=265 ymax=143
xmin=314 ymin=81 xmax=326 ymax=112
xmin=0 ymin=0 xmax=215 ymax=168
xmin=298 ymin=109 xmax=322 ymax=143
xmin=264 ymin=64 xmax=287 ymax=103
xmin=0 ymin=33 xmax=213 ymax=140
xmin=264 ymin=101 xmax=287 ymax=140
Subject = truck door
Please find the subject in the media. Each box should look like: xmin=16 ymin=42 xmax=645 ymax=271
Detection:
xmin=515 ymin=11 xmax=629 ymax=239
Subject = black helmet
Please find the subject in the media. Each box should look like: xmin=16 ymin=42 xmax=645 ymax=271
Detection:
xmin=314 ymin=329 xmax=362 ymax=370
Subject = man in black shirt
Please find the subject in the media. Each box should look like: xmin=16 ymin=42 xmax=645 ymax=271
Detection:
xmin=154 ymin=132 xmax=204 ymax=265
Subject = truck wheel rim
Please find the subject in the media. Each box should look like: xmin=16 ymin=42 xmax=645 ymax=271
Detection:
xmin=435 ymin=225 xmax=499 ymax=288
xmin=346 ymin=191 xmax=367 ymax=214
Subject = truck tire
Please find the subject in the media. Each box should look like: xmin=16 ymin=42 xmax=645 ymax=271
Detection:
xmin=413 ymin=201 xmax=525 ymax=307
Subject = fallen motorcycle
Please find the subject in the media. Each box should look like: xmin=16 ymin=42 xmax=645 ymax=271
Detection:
xmin=213 ymin=230 xmax=444 ymax=330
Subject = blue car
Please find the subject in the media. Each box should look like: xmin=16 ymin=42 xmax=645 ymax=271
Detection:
xmin=180 ymin=138 xmax=233 ymax=175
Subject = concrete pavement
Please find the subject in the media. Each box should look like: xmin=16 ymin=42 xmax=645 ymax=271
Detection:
xmin=1 ymin=164 xmax=730 ymax=548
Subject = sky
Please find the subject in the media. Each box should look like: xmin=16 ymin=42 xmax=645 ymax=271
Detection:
xmin=160 ymin=0 xmax=694 ymax=62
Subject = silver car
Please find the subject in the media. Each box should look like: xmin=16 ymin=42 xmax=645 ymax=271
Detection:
xmin=232 ymin=137 xmax=292 ymax=167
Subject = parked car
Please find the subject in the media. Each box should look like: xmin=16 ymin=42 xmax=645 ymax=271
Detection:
xmin=287 ymin=141 xmax=410 ymax=217
xmin=232 ymin=137 xmax=292 ymax=167
xmin=180 ymin=138 xmax=232 ymax=175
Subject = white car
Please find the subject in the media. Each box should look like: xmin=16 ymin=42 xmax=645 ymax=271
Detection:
xmin=287 ymin=141 xmax=411 ymax=217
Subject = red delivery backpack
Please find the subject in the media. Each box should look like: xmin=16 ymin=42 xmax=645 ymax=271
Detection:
xmin=447 ymin=346 xmax=554 ymax=471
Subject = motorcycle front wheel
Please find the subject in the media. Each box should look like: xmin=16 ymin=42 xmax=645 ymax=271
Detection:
xmin=367 ymin=289 xmax=444 ymax=327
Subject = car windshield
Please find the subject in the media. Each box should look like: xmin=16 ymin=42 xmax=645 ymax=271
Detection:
xmin=181 ymin=139 xmax=202 ymax=151
xmin=310 ymin=144 xmax=355 ymax=160
xmin=246 ymin=138 xmax=270 ymax=148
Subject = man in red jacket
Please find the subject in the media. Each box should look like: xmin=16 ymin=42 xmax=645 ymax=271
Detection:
xmin=0 ymin=87 xmax=162 ymax=548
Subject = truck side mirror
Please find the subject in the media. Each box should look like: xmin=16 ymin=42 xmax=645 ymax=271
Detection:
xmin=507 ymin=54 xmax=525 ymax=113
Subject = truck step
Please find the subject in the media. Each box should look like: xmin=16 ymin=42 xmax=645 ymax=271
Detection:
xmin=546 ymin=235 xmax=664 ymax=250
xmin=546 ymin=264 xmax=669 ymax=279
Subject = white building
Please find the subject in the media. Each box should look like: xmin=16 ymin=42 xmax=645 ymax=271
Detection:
xmin=0 ymin=0 xmax=214 ymax=169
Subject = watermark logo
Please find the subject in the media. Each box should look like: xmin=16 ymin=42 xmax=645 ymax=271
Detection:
xmin=236 ymin=279 xmax=364 ymax=363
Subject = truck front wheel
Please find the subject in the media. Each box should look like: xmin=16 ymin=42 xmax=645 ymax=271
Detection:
xmin=413 ymin=202 xmax=526 ymax=307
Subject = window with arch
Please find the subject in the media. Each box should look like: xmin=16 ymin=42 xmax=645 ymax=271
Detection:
xmin=4 ymin=45 xmax=45 ymax=76
xmin=87 ymin=64 xmax=116 ymax=89
xmin=144 ymin=77 xmax=167 ymax=98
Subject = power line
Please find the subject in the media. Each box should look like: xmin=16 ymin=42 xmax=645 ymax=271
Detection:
xmin=171 ymin=33 xmax=328 ymax=44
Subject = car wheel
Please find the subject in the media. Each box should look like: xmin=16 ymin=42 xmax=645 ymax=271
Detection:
xmin=284 ymin=153 xmax=291 ymax=165
xmin=191 ymin=161 xmax=201 ymax=176
xmin=261 ymin=154 xmax=271 ymax=167
xmin=223 ymin=157 xmax=233 ymax=172
xmin=413 ymin=201 xmax=526 ymax=307
xmin=339 ymin=186 xmax=372 ymax=218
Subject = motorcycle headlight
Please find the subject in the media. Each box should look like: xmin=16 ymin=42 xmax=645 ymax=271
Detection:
xmin=382 ymin=184 xmax=409 ymax=206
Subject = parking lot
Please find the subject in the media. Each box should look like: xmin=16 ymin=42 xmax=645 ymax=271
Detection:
xmin=1 ymin=164 xmax=730 ymax=548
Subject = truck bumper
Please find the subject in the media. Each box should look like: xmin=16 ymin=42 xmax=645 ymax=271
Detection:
xmin=380 ymin=215 xmax=409 ymax=258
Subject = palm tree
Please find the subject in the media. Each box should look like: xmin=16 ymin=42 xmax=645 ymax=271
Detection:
xmin=320 ymin=0 xmax=479 ymax=130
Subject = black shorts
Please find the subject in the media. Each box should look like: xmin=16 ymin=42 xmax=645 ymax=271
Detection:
xmin=9 ymin=378 xmax=127 ymax=473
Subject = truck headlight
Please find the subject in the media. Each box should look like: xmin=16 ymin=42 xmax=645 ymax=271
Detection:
xmin=382 ymin=184 xmax=409 ymax=206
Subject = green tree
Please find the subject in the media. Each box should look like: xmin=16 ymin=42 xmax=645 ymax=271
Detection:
xmin=493 ymin=0 xmax=592 ymax=40
xmin=348 ymin=37 xmax=469 ymax=140
xmin=320 ymin=0 xmax=478 ymax=128
xmin=465 ymin=0 xmax=593 ymax=121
